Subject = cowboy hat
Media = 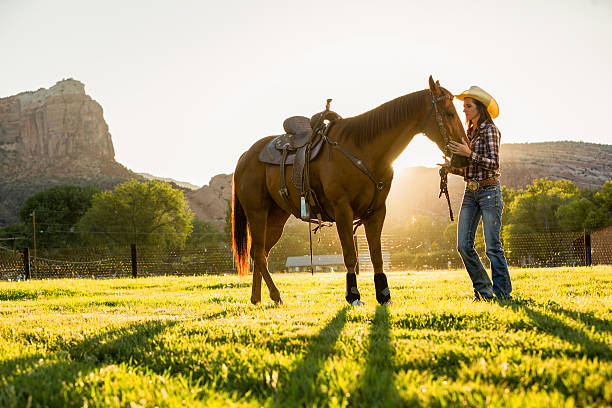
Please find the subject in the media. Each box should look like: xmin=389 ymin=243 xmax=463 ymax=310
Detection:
xmin=456 ymin=86 xmax=499 ymax=119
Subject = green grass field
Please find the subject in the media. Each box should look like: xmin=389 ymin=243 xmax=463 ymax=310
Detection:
xmin=0 ymin=266 xmax=610 ymax=407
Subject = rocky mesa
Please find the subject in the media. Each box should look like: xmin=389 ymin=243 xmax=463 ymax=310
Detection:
xmin=0 ymin=78 xmax=231 ymax=228
xmin=0 ymin=79 xmax=140 ymax=224
xmin=0 ymin=79 xmax=114 ymax=161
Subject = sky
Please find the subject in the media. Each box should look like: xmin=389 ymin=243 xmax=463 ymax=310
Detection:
xmin=1 ymin=0 xmax=611 ymax=187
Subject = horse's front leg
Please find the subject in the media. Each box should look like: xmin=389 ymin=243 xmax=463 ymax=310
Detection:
xmin=364 ymin=206 xmax=391 ymax=305
xmin=334 ymin=200 xmax=364 ymax=306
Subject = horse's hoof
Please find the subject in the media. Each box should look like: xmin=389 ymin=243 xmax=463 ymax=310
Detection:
xmin=270 ymin=292 xmax=283 ymax=304
xmin=351 ymin=299 xmax=366 ymax=307
xmin=381 ymin=300 xmax=393 ymax=306
xmin=250 ymin=297 xmax=261 ymax=305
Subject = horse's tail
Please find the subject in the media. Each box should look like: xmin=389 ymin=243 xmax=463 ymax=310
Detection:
xmin=232 ymin=178 xmax=250 ymax=276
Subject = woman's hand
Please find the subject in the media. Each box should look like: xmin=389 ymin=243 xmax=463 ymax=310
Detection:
xmin=436 ymin=156 xmax=450 ymax=167
xmin=437 ymin=156 xmax=463 ymax=176
xmin=448 ymin=140 xmax=472 ymax=157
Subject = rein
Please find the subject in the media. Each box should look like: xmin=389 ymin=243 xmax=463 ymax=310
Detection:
xmin=422 ymin=90 xmax=456 ymax=221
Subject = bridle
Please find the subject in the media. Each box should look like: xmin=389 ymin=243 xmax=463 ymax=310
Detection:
xmin=422 ymin=89 xmax=458 ymax=221
xmin=421 ymin=89 xmax=454 ymax=156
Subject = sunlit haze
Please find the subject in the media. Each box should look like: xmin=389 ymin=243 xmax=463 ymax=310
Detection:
xmin=1 ymin=0 xmax=611 ymax=186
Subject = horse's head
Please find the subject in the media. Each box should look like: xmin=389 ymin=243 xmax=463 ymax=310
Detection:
xmin=423 ymin=76 xmax=466 ymax=160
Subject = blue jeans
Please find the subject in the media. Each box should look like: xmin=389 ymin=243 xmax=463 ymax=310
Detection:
xmin=457 ymin=183 xmax=512 ymax=299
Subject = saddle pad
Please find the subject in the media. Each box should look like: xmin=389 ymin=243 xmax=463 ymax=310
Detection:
xmin=258 ymin=134 xmax=325 ymax=165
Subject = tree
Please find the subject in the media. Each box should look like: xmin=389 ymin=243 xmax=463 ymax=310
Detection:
xmin=504 ymin=178 xmax=580 ymax=233
xmin=186 ymin=218 xmax=228 ymax=250
xmin=0 ymin=223 xmax=28 ymax=250
xmin=17 ymin=185 xmax=100 ymax=248
xmin=592 ymin=181 xmax=612 ymax=228
xmin=501 ymin=185 xmax=519 ymax=224
xmin=553 ymin=181 xmax=612 ymax=232
xmin=76 ymin=180 xmax=193 ymax=247
xmin=556 ymin=197 xmax=598 ymax=232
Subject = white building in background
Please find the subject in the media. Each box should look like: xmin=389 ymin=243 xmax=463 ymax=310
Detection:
xmin=285 ymin=253 xmax=391 ymax=273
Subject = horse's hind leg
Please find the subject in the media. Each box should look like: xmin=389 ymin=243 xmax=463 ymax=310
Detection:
xmin=265 ymin=206 xmax=290 ymax=257
xmin=250 ymin=206 xmax=289 ymax=304
xmin=246 ymin=208 xmax=283 ymax=304
xmin=251 ymin=269 xmax=263 ymax=305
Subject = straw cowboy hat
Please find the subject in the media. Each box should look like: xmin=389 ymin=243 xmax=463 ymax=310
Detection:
xmin=456 ymin=86 xmax=499 ymax=119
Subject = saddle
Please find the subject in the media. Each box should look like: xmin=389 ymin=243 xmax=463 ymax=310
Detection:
xmin=258 ymin=116 xmax=324 ymax=167
xmin=258 ymin=101 xmax=341 ymax=221
xmin=258 ymin=109 xmax=341 ymax=189
xmin=259 ymin=112 xmax=341 ymax=165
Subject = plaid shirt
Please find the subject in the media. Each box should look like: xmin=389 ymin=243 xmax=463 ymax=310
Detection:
xmin=459 ymin=121 xmax=501 ymax=181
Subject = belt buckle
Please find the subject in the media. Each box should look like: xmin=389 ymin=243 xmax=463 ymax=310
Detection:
xmin=467 ymin=180 xmax=479 ymax=192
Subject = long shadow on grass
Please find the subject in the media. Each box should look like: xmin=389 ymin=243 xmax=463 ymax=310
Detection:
xmin=545 ymin=300 xmax=612 ymax=335
xmin=269 ymin=306 xmax=349 ymax=407
xmin=508 ymin=299 xmax=611 ymax=361
xmin=350 ymin=305 xmax=403 ymax=407
xmin=0 ymin=320 xmax=175 ymax=407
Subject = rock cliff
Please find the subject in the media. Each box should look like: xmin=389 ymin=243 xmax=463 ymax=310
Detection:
xmin=185 ymin=174 xmax=233 ymax=230
xmin=0 ymin=79 xmax=139 ymax=225
xmin=0 ymin=79 xmax=114 ymax=160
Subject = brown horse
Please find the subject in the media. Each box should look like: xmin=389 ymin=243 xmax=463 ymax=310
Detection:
xmin=232 ymin=76 xmax=466 ymax=305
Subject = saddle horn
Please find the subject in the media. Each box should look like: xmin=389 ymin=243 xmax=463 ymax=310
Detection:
xmin=310 ymin=99 xmax=342 ymax=130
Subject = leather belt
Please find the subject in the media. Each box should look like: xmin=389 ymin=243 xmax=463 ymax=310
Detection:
xmin=466 ymin=178 xmax=498 ymax=192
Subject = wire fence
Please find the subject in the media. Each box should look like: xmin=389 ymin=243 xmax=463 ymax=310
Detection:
xmin=0 ymin=229 xmax=610 ymax=281
xmin=592 ymin=226 xmax=612 ymax=265
xmin=502 ymin=231 xmax=589 ymax=268
xmin=136 ymin=246 xmax=233 ymax=277
xmin=0 ymin=244 xmax=234 ymax=281
xmin=0 ymin=246 xmax=23 ymax=280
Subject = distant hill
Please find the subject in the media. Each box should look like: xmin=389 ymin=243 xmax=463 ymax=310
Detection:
xmin=500 ymin=141 xmax=611 ymax=190
xmin=185 ymin=141 xmax=611 ymax=229
xmin=385 ymin=141 xmax=612 ymax=224
xmin=138 ymin=173 xmax=200 ymax=191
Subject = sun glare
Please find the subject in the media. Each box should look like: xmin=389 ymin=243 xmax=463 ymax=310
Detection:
xmin=392 ymin=133 xmax=445 ymax=170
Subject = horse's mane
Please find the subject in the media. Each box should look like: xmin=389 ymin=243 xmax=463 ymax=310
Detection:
xmin=338 ymin=89 xmax=429 ymax=147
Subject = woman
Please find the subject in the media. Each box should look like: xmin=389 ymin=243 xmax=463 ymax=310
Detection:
xmin=444 ymin=86 xmax=512 ymax=301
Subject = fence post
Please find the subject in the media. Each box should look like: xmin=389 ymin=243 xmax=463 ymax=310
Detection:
xmin=131 ymin=244 xmax=138 ymax=278
xmin=23 ymin=248 xmax=30 ymax=280
xmin=584 ymin=229 xmax=591 ymax=266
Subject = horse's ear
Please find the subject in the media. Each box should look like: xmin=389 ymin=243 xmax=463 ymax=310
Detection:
xmin=429 ymin=75 xmax=441 ymax=94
